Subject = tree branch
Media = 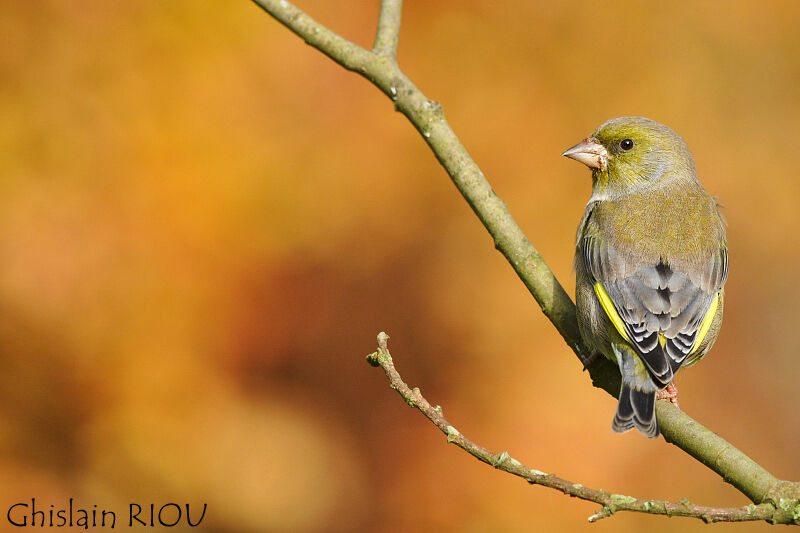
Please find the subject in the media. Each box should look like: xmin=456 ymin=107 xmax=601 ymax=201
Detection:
xmin=250 ymin=0 xmax=800 ymax=521
xmin=366 ymin=333 xmax=797 ymax=524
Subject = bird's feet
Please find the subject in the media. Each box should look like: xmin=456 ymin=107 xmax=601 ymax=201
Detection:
xmin=656 ymin=381 xmax=680 ymax=409
xmin=582 ymin=351 xmax=601 ymax=370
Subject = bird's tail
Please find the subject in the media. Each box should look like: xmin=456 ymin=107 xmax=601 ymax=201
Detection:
xmin=612 ymin=383 xmax=658 ymax=438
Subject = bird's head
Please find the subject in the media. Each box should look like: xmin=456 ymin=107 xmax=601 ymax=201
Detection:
xmin=563 ymin=116 xmax=697 ymax=200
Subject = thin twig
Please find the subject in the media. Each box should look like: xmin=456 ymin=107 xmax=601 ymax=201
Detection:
xmin=250 ymin=0 xmax=800 ymax=520
xmin=366 ymin=333 xmax=796 ymax=524
xmin=373 ymin=0 xmax=403 ymax=59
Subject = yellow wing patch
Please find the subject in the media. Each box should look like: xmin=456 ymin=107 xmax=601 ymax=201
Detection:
xmin=692 ymin=292 xmax=719 ymax=354
xmin=594 ymin=280 xmax=719 ymax=356
xmin=593 ymin=281 xmax=631 ymax=343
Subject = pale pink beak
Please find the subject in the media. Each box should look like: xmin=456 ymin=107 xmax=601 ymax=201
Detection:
xmin=562 ymin=137 xmax=608 ymax=171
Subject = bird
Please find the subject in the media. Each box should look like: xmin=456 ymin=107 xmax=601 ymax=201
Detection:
xmin=562 ymin=117 xmax=727 ymax=438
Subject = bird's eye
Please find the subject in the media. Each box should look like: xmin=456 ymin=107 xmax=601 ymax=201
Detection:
xmin=619 ymin=138 xmax=634 ymax=151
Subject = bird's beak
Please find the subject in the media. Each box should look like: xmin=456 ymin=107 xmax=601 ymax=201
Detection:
xmin=562 ymin=137 xmax=608 ymax=171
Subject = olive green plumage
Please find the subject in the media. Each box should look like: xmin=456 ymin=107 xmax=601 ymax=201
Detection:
xmin=563 ymin=117 xmax=727 ymax=438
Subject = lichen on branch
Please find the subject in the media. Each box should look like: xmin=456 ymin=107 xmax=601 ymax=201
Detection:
xmin=366 ymin=333 xmax=795 ymax=524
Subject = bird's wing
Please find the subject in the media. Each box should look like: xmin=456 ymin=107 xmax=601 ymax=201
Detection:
xmin=581 ymin=212 xmax=727 ymax=388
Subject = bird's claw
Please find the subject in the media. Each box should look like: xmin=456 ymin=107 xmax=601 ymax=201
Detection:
xmin=582 ymin=350 xmax=602 ymax=371
xmin=656 ymin=381 xmax=680 ymax=409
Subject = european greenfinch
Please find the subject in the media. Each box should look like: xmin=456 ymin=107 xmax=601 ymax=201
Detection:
xmin=563 ymin=117 xmax=727 ymax=438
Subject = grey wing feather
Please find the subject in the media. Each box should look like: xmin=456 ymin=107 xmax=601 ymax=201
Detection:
xmin=603 ymin=265 xmax=716 ymax=387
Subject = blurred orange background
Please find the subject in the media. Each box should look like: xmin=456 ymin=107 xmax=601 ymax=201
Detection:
xmin=1 ymin=1 xmax=799 ymax=531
